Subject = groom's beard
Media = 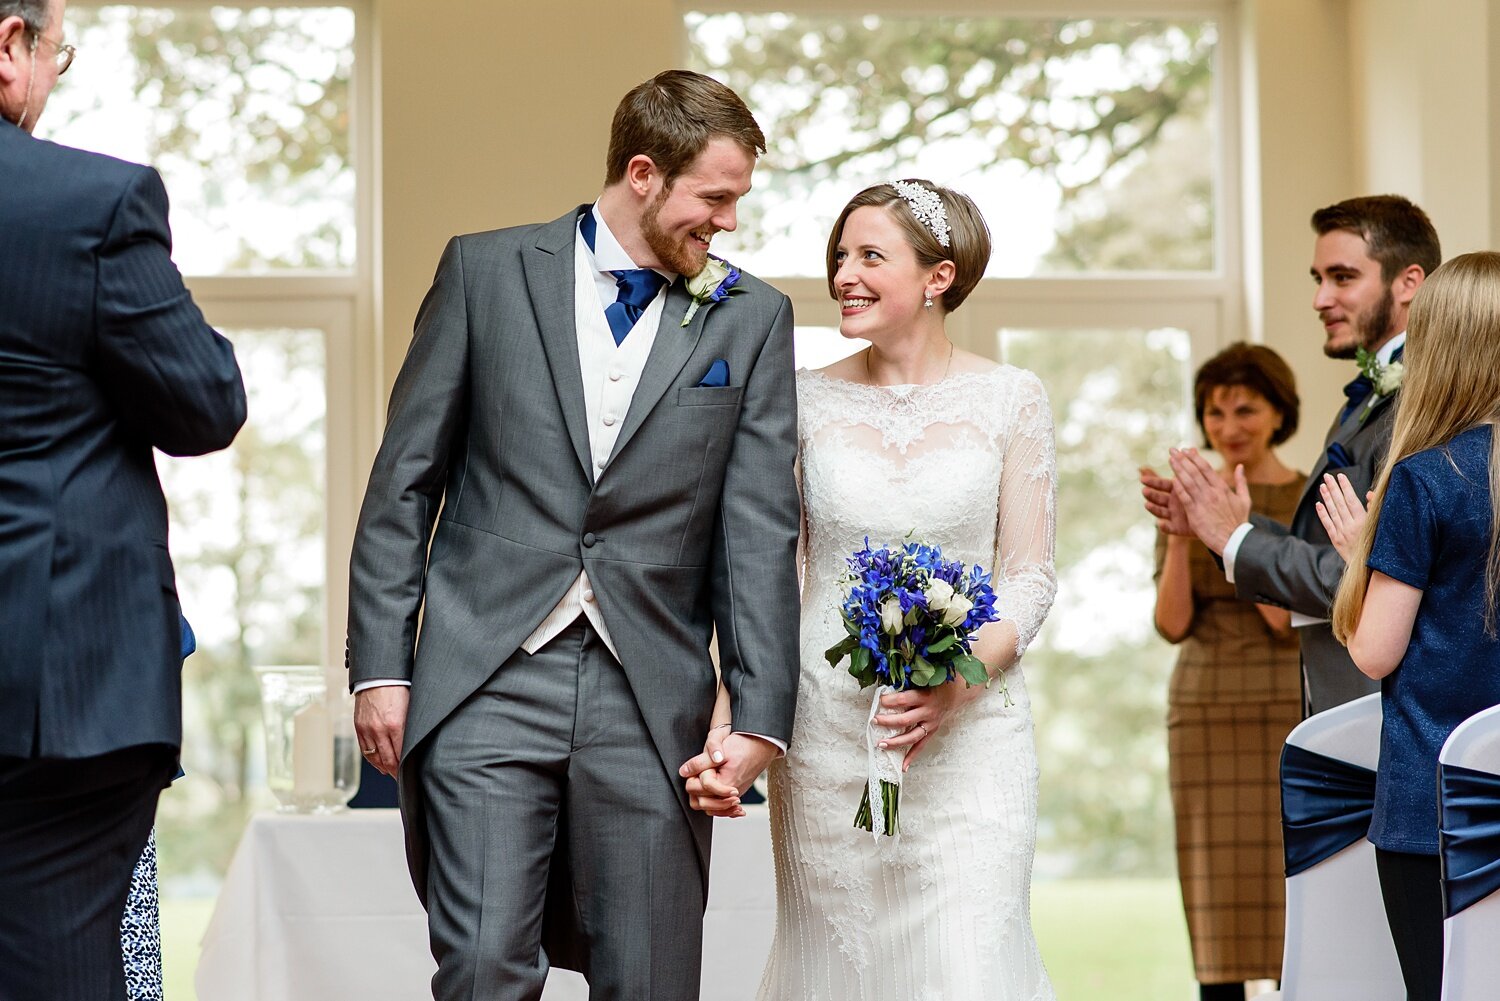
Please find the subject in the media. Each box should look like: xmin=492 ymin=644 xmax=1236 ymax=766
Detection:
xmin=1326 ymin=286 xmax=1395 ymax=360
xmin=641 ymin=188 xmax=710 ymax=278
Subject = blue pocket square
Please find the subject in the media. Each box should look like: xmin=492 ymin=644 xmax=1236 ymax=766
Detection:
xmin=1326 ymin=441 xmax=1354 ymax=468
xmin=698 ymin=359 xmax=730 ymax=388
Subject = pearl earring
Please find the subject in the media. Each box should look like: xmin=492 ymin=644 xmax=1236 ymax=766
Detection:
xmin=923 ymin=295 xmax=934 ymax=309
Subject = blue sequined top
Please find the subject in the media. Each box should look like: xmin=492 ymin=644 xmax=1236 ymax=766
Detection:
xmin=1368 ymin=424 xmax=1500 ymax=854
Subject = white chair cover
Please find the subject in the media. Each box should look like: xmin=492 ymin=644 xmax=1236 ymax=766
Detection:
xmin=1438 ymin=705 xmax=1500 ymax=1001
xmin=1259 ymin=692 xmax=1403 ymax=1001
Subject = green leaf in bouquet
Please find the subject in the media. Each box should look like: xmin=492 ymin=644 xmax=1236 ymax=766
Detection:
xmin=842 ymin=615 xmax=860 ymax=637
xmin=847 ymin=645 xmax=875 ymax=686
xmin=925 ymin=632 xmax=959 ymax=655
xmin=824 ymin=634 xmax=860 ymax=667
xmin=952 ymin=652 xmax=990 ymax=688
xmin=903 ymin=605 xmax=921 ymax=626
xmin=910 ymin=656 xmax=940 ymax=687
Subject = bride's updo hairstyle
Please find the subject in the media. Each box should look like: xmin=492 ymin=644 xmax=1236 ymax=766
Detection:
xmin=824 ymin=179 xmax=992 ymax=313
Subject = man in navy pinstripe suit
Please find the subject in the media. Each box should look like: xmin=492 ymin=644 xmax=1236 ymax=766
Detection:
xmin=0 ymin=2 xmax=246 ymax=997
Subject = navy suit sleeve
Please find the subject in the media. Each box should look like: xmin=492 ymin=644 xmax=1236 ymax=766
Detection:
xmin=94 ymin=166 xmax=246 ymax=456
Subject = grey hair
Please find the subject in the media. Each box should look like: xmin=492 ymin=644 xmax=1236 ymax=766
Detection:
xmin=0 ymin=1 xmax=52 ymax=36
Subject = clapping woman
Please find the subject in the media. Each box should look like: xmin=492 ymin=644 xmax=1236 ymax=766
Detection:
xmin=1151 ymin=343 xmax=1304 ymax=1001
xmin=1322 ymin=251 xmax=1500 ymax=1001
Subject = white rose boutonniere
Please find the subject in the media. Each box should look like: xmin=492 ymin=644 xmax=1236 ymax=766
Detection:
xmin=1355 ymin=346 xmax=1404 ymax=420
xmin=681 ymin=255 xmax=745 ymax=327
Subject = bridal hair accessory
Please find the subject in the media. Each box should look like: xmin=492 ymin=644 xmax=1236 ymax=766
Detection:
xmin=891 ymin=180 xmax=951 ymax=248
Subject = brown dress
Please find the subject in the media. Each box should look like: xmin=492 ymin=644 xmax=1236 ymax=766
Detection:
xmin=1154 ymin=477 xmax=1303 ymax=984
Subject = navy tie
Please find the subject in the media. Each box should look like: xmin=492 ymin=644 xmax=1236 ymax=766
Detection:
xmin=579 ymin=210 xmax=666 ymax=345
xmin=1340 ymin=374 xmax=1374 ymax=424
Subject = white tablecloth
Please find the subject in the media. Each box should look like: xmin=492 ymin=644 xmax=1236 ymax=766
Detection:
xmin=196 ymin=808 xmax=775 ymax=1001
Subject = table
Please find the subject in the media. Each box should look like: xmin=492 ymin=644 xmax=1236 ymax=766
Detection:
xmin=196 ymin=808 xmax=776 ymax=1000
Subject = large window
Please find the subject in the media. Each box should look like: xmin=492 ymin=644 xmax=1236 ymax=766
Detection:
xmin=687 ymin=2 xmax=1239 ymax=885
xmin=43 ymin=4 xmax=373 ymax=916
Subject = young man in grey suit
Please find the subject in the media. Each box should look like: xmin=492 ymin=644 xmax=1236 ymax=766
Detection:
xmin=348 ymin=70 xmax=800 ymax=1001
xmin=0 ymin=1 xmax=246 ymax=997
xmin=1144 ymin=196 xmax=1440 ymax=715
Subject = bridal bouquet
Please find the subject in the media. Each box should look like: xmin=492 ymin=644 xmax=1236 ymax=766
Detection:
xmin=824 ymin=537 xmax=1002 ymax=836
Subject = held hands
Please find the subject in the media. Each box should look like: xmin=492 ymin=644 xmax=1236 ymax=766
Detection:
xmin=353 ymin=686 xmax=409 ymax=778
xmin=873 ymin=681 xmax=986 ymax=771
xmin=679 ymin=730 xmax=779 ymax=819
xmin=1315 ymin=472 xmax=1369 ymax=561
xmin=1166 ymin=448 xmax=1251 ymax=554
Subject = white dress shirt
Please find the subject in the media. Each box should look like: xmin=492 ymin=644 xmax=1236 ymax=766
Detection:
xmin=1221 ymin=332 xmax=1406 ymax=625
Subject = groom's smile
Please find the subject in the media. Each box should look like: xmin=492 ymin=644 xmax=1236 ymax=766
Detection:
xmin=637 ymin=136 xmax=754 ymax=277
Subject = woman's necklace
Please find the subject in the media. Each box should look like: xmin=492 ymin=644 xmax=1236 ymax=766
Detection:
xmin=866 ymin=341 xmax=954 ymax=387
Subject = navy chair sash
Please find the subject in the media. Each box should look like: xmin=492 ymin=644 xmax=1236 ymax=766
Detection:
xmin=1439 ymin=761 xmax=1500 ymax=917
xmin=1282 ymin=742 xmax=1377 ymax=876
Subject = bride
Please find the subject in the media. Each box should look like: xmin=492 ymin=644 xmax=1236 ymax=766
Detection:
xmin=687 ymin=179 xmax=1058 ymax=999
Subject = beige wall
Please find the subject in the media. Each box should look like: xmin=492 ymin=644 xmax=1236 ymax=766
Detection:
xmin=372 ymin=0 xmax=1500 ymax=472
xmin=376 ymin=0 xmax=683 ymax=388
xmin=1242 ymin=0 xmax=1359 ymax=474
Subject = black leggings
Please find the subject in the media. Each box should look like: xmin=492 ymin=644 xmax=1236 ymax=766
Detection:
xmin=1374 ymin=848 xmax=1444 ymax=1001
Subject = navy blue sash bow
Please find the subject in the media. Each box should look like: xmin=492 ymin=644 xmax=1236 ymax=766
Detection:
xmin=1282 ymin=742 xmax=1377 ymax=876
xmin=1440 ymin=762 xmax=1500 ymax=916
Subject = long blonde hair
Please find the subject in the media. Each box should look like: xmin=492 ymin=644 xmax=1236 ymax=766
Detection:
xmin=1332 ymin=251 xmax=1500 ymax=643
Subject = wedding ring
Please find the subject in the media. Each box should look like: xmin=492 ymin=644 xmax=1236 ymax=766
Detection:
xmin=916 ymin=723 xmax=930 ymax=738
xmin=361 ymin=746 xmax=376 ymax=755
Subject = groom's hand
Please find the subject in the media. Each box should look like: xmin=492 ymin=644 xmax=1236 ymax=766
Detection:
xmin=354 ymin=686 xmax=409 ymax=778
xmin=680 ymin=733 xmax=776 ymax=817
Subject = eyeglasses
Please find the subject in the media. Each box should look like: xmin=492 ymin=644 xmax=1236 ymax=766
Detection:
xmin=30 ymin=32 xmax=76 ymax=76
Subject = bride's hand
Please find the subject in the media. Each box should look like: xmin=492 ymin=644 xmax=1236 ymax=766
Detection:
xmin=874 ymin=681 xmax=987 ymax=771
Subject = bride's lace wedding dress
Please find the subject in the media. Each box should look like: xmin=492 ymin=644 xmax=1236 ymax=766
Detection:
xmin=757 ymin=365 xmax=1058 ymax=1001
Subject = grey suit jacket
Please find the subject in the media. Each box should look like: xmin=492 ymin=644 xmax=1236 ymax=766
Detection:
xmin=1233 ymin=390 xmax=1396 ymax=714
xmin=346 ymin=206 xmax=801 ymax=929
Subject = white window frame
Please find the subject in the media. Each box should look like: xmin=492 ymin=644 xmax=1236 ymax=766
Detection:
xmin=681 ymin=0 xmax=1246 ymax=369
xmin=70 ymin=0 xmax=378 ymax=685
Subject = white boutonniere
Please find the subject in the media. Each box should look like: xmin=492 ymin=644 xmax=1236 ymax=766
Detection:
xmin=681 ymin=255 xmax=745 ymax=327
xmin=1355 ymin=346 xmax=1403 ymax=421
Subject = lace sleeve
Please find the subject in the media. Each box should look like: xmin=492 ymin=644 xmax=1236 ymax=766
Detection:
xmin=994 ymin=370 xmax=1058 ymax=659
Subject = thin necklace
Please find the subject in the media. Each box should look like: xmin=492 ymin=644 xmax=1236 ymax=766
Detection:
xmin=866 ymin=341 xmax=954 ymax=387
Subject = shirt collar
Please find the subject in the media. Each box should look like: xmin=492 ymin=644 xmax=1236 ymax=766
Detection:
xmin=585 ymin=204 xmax=677 ymax=283
xmin=1377 ymin=332 xmax=1406 ymax=365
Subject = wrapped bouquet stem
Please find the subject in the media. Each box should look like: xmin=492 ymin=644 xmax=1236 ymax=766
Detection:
xmin=825 ymin=536 xmax=1003 ymax=837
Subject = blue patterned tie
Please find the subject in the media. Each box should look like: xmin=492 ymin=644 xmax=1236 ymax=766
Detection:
xmin=579 ymin=210 xmax=666 ymax=346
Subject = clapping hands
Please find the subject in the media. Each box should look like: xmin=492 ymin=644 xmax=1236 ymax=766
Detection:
xmin=1315 ymin=472 xmax=1370 ymax=561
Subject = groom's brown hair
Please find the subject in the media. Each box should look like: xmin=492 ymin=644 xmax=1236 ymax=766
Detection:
xmin=605 ymin=70 xmax=766 ymax=187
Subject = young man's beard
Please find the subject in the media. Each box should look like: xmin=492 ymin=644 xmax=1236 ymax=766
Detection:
xmin=640 ymin=187 xmax=709 ymax=278
xmin=1326 ymin=286 xmax=1395 ymax=359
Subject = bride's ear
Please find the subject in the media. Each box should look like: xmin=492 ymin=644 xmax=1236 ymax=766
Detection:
xmin=925 ymin=261 xmax=956 ymax=301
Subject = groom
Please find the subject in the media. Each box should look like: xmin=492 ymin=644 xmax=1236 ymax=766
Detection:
xmin=347 ymin=70 xmax=800 ymax=1001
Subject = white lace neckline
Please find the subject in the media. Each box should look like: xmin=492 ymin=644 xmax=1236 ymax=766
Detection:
xmin=799 ymin=366 xmax=1005 ymax=397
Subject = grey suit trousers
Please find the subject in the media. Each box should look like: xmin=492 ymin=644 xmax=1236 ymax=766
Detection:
xmin=418 ymin=621 xmax=702 ymax=1001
